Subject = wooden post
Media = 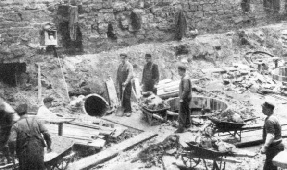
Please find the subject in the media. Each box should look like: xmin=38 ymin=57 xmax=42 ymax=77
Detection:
xmin=58 ymin=123 xmax=63 ymax=136
xmin=38 ymin=64 xmax=42 ymax=104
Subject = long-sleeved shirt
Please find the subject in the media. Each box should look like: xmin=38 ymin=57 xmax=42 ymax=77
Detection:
xmin=116 ymin=61 xmax=134 ymax=85
xmin=141 ymin=62 xmax=159 ymax=85
xmin=179 ymin=74 xmax=192 ymax=102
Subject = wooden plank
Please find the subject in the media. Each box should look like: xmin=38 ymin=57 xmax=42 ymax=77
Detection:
xmin=106 ymin=77 xmax=119 ymax=107
xmin=202 ymin=68 xmax=226 ymax=73
xmin=133 ymin=78 xmax=141 ymax=99
xmin=273 ymin=151 xmax=287 ymax=168
xmin=38 ymin=64 xmax=42 ymax=104
xmin=67 ymin=132 xmax=158 ymax=170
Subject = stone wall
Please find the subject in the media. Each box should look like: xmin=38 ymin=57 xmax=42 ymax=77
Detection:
xmin=0 ymin=0 xmax=286 ymax=61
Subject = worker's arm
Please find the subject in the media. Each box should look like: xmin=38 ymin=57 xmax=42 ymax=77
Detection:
xmin=43 ymin=132 xmax=52 ymax=152
xmin=261 ymin=118 xmax=276 ymax=154
xmin=152 ymin=64 xmax=159 ymax=84
xmin=37 ymin=120 xmax=52 ymax=152
xmin=116 ymin=66 xmax=120 ymax=86
xmin=141 ymin=66 xmax=145 ymax=85
xmin=8 ymin=125 xmax=17 ymax=153
xmin=124 ymin=63 xmax=134 ymax=85
xmin=261 ymin=133 xmax=274 ymax=153
xmin=180 ymin=78 xmax=191 ymax=102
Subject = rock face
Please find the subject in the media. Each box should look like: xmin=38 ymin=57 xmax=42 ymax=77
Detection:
xmin=0 ymin=0 xmax=286 ymax=58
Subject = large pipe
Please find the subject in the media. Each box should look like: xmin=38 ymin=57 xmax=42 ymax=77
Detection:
xmin=83 ymin=94 xmax=109 ymax=117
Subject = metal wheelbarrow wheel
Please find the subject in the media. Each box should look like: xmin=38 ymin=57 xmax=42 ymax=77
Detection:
xmin=181 ymin=151 xmax=201 ymax=168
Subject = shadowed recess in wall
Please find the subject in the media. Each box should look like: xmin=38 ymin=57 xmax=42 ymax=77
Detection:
xmin=57 ymin=5 xmax=83 ymax=54
xmin=107 ymin=23 xmax=117 ymax=40
xmin=0 ymin=63 xmax=26 ymax=86
xmin=130 ymin=11 xmax=141 ymax=31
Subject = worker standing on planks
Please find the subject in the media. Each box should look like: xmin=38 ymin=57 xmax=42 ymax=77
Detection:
xmin=9 ymin=103 xmax=52 ymax=170
xmin=141 ymin=53 xmax=159 ymax=94
xmin=116 ymin=53 xmax=134 ymax=117
xmin=260 ymin=101 xmax=284 ymax=170
xmin=175 ymin=63 xmax=192 ymax=133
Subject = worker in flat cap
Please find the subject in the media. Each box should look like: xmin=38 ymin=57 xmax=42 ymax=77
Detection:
xmin=9 ymin=103 xmax=52 ymax=170
xmin=37 ymin=97 xmax=60 ymax=121
xmin=116 ymin=53 xmax=134 ymax=117
xmin=261 ymin=101 xmax=284 ymax=170
xmin=175 ymin=63 xmax=192 ymax=133
xmin=141 ymin=53 xmax=159 ymax=94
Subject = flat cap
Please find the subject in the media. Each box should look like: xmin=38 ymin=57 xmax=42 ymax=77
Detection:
xmin=145 ymin=54 xmax=152 ymax=58
xmin=262 ymin=101 xmax=275 ymax=110
xmin=15 ymin=103 xmax=28 ymax=115
xmin=177 ymin=62 xmax=187 ymax=70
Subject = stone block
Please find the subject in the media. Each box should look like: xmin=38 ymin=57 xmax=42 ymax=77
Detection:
xmin=0 ymin=46 xmax=11 ymax=55
xmin=189 ymin=5 xmax=197 ymax=12
xmin=203 ymin=4 xmax=213 ymax=12
xmin=186 ymin=12 xmax=194 ymax=19
xmin=99 ymin=9 xmax=113 ymax=13
xmin=90 ymin=3 xmax=102 ymax=11
xmin=98 ymin=22 xmax=109 ymax=34
xmin=194 ymin=11 xmax=204 ymax=18
xmin=157 ymin=21 xmax=172 ymax=31
xmin=102 ymin=0 xmax=112 ymax=9
xmin=113 ymin=2 xmax=126 ymax=12
xmin=10 ymin=45 xmax=26 ymax=58
xmin=3 ymin=13 xmax=21 ymax=22
xmin=88 ymin=33 xmax=101 ymax=42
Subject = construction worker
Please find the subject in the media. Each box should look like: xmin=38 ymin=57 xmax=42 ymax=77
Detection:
xmin=9 ymin=103 xmax=52 ymax=170
xmin=116 ymin=53 xmax=134 ymax=117
xmin=0 ymin=101 xmax=19 ymax=164
xmin=37 ymin=97 xmax=60 ymax=120
xmin=260 ymin=101 xmax=284 ymax=170
xmin=175 ymin=63 xmax=192 ymax=133
xmin=141 ymin=54 xmax=159 ymax=94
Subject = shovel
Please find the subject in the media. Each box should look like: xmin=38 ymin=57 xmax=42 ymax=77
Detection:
xmin=115 ymin=86 xmax=125 ymax=117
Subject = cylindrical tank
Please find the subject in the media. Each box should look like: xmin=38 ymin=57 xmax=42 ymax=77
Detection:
xmin=83 ymin=94 xmax=109 ymax=117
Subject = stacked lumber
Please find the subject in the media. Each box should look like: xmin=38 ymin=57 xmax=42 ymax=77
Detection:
xmin=45 ymin=120 xmax=127 ymax=149
xmin=157 ymin=79 xmax=199 ymax=99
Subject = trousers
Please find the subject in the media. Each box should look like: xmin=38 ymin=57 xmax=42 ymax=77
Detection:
xmin=263 ymin=142 xmax=284 ymax=170
xmin=178 ymin=101 xmax=191 ymax=129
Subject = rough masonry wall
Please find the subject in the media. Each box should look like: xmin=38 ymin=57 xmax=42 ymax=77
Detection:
xmin=0 ymin=0 xmax=286 ymax=61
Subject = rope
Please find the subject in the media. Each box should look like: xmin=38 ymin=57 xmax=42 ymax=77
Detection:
xmin=56 ymin=54 xmax=70 ymax=102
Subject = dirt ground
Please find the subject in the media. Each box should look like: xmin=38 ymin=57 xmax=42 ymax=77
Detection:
xmin=92 ymin=72 xmax=287 ymax=170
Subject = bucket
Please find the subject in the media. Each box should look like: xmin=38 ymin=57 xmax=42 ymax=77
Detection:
xmin=83 ymin=94 xmax=109 ymax=117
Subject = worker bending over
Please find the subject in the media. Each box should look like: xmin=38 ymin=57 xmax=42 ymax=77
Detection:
xmin=9 ymin=103 xmax=52 ymax=170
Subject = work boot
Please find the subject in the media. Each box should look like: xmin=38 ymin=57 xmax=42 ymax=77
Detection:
xmin=174 ymin=128 xmax=184 ymax=133
xmin=125 ymin=112 xmax=132 ymax=117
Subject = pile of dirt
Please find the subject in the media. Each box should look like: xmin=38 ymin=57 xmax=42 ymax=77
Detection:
xmin=135 ymin=135 xmax=179 ymax=167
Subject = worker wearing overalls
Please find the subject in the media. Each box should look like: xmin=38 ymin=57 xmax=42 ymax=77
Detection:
xmin=9 ymin=103 xmax=52 ymax=170
xmin=141 ymin=54 xmax=159 ymax=94
xmin=175 ymin=64 xmax=192 ymax=133
xmin=260 ymin=101 xmax=284 ymax=170
xmin=116 ymin=53 xmax=134 ymax=117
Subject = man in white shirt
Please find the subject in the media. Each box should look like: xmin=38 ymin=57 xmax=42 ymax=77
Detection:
xmin=37 ymin=97 xmax=58 ymax=120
